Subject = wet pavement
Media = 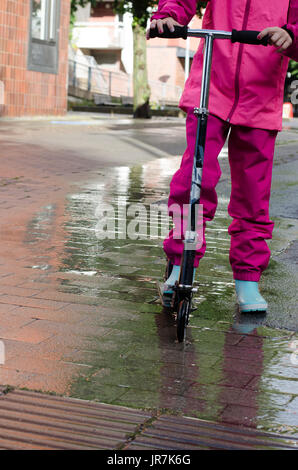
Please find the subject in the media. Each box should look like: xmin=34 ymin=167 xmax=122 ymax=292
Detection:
xmin=0 ymin=113 xmax=297 ymax=439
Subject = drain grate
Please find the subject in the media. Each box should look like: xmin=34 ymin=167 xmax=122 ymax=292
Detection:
xmin=125 ymin=415 xmax=298 ymax=450
xmin=0 ymin=388 xmax=152 ymax=450
xmin=0 ymin=388 xmax=297 ymax=450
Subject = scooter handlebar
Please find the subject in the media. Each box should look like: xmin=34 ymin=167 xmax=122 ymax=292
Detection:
xmin=149 ymin=25 xmax=269 ymax=46
xmin=149 ymin=24 xmax=188 ymax=40
xmin=231 ymin=29 xmax=269 ymax=46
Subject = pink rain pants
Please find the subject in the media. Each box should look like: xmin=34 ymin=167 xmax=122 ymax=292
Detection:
xmin=164 ymin=112 xmax=278 ymax=282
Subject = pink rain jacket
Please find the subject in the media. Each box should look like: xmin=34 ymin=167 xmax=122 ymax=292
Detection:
xmin=152 ymin=0 xmax=298 ymax=130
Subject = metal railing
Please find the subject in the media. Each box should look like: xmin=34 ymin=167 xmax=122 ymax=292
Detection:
xmin=69 ymin=60 xmax=132 ymax=98
xmin=68 ymin=59 xmax=182 ymax=107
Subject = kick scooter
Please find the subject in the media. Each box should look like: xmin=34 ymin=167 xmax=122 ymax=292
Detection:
xmin=150 ymin=25 xmax=269 ymax=342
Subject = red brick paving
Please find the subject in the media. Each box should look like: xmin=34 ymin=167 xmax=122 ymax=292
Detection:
xmin=0 ymin=122 xmax=108 ymax=394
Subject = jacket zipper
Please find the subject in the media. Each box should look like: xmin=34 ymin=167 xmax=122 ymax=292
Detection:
xmin=226 ymin=0 xmax=252 ymax=122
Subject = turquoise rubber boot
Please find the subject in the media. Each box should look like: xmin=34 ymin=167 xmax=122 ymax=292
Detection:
xmin=162 ymin=265 xmax=196 ymax=308
xmin=235 ymin=280 xmax=268 ymax=313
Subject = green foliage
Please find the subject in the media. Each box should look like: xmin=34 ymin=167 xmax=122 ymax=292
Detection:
xmin=71 ymin=0 xmax=97 ymax=16
xmin=70 ymin=0 xmax=97 ymax=28
xmin=114 ymin=1 xmax=158 ymax=29
xmin=197 ymin=1 xmax=208 ymax=18
xmin=113 ymin=0 xmax=206 ymax=27
xmin=70 ymin=1 xmax=205 ymax=29
xmin=288 ymin=59 xmax=298 ymax=78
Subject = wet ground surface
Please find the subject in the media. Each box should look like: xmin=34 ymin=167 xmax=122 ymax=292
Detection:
xmin=0 ymin=114 xmax=297 ymax=436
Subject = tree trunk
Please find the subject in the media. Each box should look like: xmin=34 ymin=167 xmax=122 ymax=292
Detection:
xmin=133 ymin=23 xmax=151 ymax=119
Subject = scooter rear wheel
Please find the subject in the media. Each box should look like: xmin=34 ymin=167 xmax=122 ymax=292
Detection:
xmin=177 ymin=299 xmax=190 ymax=343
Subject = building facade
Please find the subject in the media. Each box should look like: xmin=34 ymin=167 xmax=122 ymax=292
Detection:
xmin=0 ymin=0 xmax=70 ymax=117
xmin=73 ymin=1 xmax=133 ymax=74
xmin=71 ymin=1 xmax=202 ymax=105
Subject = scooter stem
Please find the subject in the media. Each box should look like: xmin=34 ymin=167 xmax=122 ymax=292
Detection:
xmin=179 ymin=34 xmax=214 ymax=289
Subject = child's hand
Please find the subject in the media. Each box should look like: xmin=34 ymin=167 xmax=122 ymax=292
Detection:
xmin=258 ymin=27 xmax=293 ymax=52
xmin=146 ymin=17 xmax=183 ymax=40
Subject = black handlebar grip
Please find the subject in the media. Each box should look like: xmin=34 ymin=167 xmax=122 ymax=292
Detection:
xmin=232 ymin=29 xmax=269 ymax=46
xmin=149 ymin=24 xmax=188 ymax=40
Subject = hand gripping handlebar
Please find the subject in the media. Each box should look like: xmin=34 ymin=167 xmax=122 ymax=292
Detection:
xmin=149 ymin=24 xmax=269 ymax=46
xmin=231 ymin=29 xmax=268 ymax=45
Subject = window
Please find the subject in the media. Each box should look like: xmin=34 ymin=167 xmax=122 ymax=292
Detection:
xmin=31 ymin=0 xmax=58 ymax=41
xmin=28 ymin=0 xmax=60 ymax=74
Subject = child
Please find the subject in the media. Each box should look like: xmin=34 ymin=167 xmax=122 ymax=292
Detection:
xmin=147 ymin=0 xmax=298 ymax=312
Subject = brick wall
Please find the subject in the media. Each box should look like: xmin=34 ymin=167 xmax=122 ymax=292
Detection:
xmin=0 ymin=0 xmax=70 ymax=117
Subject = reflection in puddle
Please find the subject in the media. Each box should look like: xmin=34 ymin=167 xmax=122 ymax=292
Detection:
xmin=233 ymin=311 xmax=267 ymax=335
xmin=32 ymin=155 xmax=296 ymax=433
xmin=24 ymin=204 xmax=57 ymax=272
xmin=25 ymin=204 xmax=56 ymax=244
xmin=60 ymin=156 xmax=234 ymax=309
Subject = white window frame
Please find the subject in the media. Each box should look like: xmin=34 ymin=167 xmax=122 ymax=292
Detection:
xmin=48 ymin=0 xmax=57 ymax=41
xmin=31 ymin=0 xmax=58 ymax=42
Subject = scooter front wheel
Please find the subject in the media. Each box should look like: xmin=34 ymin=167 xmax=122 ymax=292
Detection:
xmin=177 ymin=299 xmax=190 ymax=343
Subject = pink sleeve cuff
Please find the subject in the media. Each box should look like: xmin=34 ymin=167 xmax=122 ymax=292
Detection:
xmin=281 ymin=23 xmax=298 ymax=62
xmin=151 ymin=1 xmax=197 ymax=26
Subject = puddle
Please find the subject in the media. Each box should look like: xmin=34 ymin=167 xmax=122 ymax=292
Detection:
xmin=24 ymin=154 xmax=298 ymax=432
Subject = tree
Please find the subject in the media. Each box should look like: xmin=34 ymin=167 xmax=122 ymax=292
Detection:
xmin=70 ymin=0 xmax=154 ymax=117
xmin=71 ymin=1 xmax=206 ymax=118
xmin=113 ymin=1 xmax=207 ymax=118
xmin=197 ymin=2 xmax=207 ymax=17
xmin=113 ymin=1 xmax=157 ymax=118
xmin=285 ymin=60 xmax=298 ymax=113
xmin=70 ymin=0 xmax=97 ymax=31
